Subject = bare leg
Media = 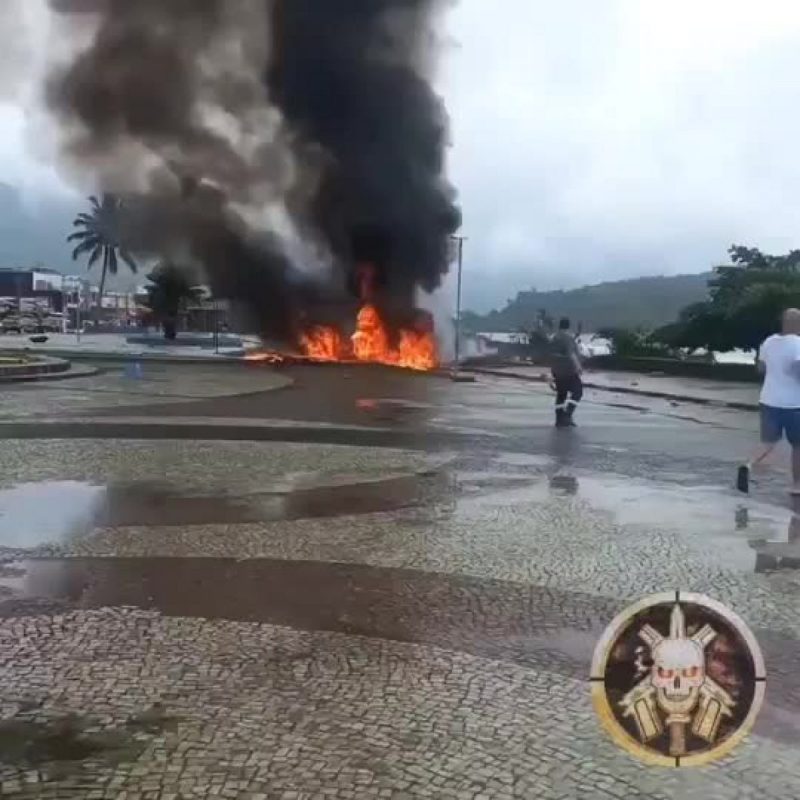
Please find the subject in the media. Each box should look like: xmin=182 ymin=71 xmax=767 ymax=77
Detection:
xmin=750 ymin=443 xmax=777 ymax=468
xmin=738 ymin=441 xmax=777 ymax=493
xmin=792 ymin=447 xmax=800 ymax=493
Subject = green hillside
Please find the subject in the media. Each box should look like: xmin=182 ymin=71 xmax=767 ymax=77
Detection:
xmin=463 ymin=273 xmax=710 ymax=332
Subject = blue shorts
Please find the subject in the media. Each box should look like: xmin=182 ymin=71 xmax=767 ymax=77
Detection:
xmin=760 ymin=404 xmax=800 ymax=445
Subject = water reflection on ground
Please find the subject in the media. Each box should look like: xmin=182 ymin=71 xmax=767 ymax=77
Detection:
xmin=748 ymin=506 xmax=800 ymax=574
xmin=3 ymin=457 xmax=799 ymax=582
xmin=0 ymin=472 xmax=451 ymax=549
xmin=0 ymin=482 xmax=105 ymax=548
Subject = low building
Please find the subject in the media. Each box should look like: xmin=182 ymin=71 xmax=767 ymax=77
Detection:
xmin=0 ymin=267 xmax=66 ymax=313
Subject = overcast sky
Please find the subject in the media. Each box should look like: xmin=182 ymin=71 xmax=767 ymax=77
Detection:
xmin=3 ymin=0 xmax=800 ymax=310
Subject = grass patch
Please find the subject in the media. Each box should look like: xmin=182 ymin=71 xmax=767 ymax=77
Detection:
xmin=0 ymin=354 xmax=38 ymax=366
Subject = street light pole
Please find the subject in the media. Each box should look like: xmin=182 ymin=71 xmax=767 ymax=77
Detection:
xmin=76 ymin=286 xmax=82 ymax=344
xmin=451 ymin=235 xmax=466 ymax=369
xmin=213 ymin=297 xmax=219 ymax=354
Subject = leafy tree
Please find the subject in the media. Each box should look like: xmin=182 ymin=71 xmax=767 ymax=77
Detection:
xmin=67 ymin=194 xmax=137 ymax=303
xmin=661 ymin=245 xmax=800 ymax=354
xmin=459 ymin=310 xmax=484 ymax=334
xmin=596 ymin=327 xmax=673 ymax=358
xmin=654 ymin=303 xmax=734 ymax=353
xmin=144 ymin=263 xmax=203 ymax=340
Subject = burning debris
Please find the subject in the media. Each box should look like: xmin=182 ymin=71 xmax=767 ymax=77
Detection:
xmin=296 ymin=303 xmax=438 ymax=371
xmin=44 ymin=0 xmax=461 ymax=369
xmin=247 ymin=265 xmax=439 ymax=371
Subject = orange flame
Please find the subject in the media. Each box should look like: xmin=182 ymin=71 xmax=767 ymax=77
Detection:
xmin=397 ymin=328 xmax=438 ymax=371
xmin=292 ymin=303 xmax=438 ymax=371
xmin=351 ymin=304 xmax=390 ymax=362
xmin=247 ymin=261 xmax=438 ymax=371
xmin=300 ymin=325 xmax=346 ymax=361
xmin=244 ymin=351 xmax=285 ymax=364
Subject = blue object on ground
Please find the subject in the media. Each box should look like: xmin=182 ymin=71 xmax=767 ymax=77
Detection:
xmin=124 ymin=361 xmax=143 ymax=380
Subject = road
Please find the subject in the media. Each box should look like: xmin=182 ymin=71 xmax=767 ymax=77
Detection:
xmin=0 ymin=362 xmax=798 ymax=799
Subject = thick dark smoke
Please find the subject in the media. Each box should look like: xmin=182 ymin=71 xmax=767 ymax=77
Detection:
xmin=46 ymin=0 xmax=460 ymax=339
xmin=268 ymin=0 xmax=461 ymax=309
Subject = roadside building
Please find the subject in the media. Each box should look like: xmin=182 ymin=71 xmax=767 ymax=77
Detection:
xmin=0 ymin=267 xmax=66 ymax=313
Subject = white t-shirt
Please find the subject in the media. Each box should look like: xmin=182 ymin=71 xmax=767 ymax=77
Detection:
xmin=759 ymin=334 xmax=800 ymax=408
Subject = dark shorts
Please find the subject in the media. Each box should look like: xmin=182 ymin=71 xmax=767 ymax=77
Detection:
xmin=760 ymin=404 xmax=800 ymax=445
xmin=552 ymin=373 xmax=583 ymax=406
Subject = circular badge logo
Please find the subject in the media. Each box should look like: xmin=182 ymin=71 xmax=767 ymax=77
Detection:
xmin=591 ymin=592 xmax=766 ymax=767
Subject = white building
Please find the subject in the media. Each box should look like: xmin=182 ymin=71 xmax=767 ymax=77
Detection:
xmin=30 ymin=269 xmax=65 ymax=293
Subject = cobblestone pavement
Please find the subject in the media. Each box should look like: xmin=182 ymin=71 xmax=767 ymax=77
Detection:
xmin=1 ymin=364 xmax=799 ymax=798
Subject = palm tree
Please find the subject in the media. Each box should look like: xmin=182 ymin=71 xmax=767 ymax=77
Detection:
xmin=67 ymin=194 xmax=138 ymax=309
xmin=144 ymin=263 xmax=203 ymax=340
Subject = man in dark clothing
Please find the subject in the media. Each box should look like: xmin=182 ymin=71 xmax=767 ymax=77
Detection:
xmin=550 ymin=317 xmax=583 ymax=427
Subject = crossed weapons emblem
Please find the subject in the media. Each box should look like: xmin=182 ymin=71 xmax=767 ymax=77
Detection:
xmin=620 ymin=603 xmax=734 ymax=756
xmin=591 ymin=592 xmax=766 ymax=766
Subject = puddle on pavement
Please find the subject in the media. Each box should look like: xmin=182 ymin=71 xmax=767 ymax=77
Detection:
xmin=0 ymin=482 xmax=106 ymax=548
xmin=0 ymin=716 xmax=145 ymax=768
xmin=749 ymin=512 xmax=800 ymax=573
xmin=459 ymin=458 xmax=798 ymax=575
xmin=571 ymin=474 xmax=796 ymax=573
xmin=0 ymin=472 xmax=451 ymax=548
xmin=354 ymin=397 xmax=432 ymax=424
xmin=493 ymin=453 xmax=552 ymax=468
xmin=452 ymin=470 xmax=542 ymax=496
xmin=5 ymin=554 xmax=800 ymax=742
xmin=0 ymin=556 xmax=613 ymax=677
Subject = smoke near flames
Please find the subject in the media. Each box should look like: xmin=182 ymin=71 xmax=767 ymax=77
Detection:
xmin=45 ymin=0 xmax=461 ymax=345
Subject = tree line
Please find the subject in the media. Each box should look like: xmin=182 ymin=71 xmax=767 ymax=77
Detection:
xmin=596 ymin=245 xmax=800 ymax=358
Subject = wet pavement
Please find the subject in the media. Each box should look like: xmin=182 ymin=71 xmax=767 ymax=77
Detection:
xmin=481 ymin=364 xmax=760 ymax=408
xmin=0 ymin=471 xmax=445 ymax=545
xmin=0 ymin=361 xmax=292 ymax=421
xmin=1 ymin=362 xmax=800 ymax=798
xmin=3 ymin=554 xmax=800 ymax=718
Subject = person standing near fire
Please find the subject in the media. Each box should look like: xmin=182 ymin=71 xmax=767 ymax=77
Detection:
xmin=550 ymin=317 xmax=583 ymax=427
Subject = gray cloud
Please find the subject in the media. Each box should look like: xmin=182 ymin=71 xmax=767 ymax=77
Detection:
xmin=0 ymin=1 xmax=36 ymax=102
xmin=5 ymin=0 xmax=800 ymax=314
xmin=441 ymin=0 xmax=800 ymax=310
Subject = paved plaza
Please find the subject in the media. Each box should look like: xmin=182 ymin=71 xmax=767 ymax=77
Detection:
xmin=0 ymin=362 xmax=799 ymax=798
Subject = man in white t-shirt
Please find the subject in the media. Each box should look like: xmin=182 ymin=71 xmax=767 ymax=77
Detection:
xmin=738 ymin=308 xmax=800 ymax=494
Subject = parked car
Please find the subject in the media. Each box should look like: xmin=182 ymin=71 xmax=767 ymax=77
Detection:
xmin=41 ymin=315 xmax=63 ymax=333
xmin=0 ymin=316 xmax=23 ymax=334
xmin=1 ymin=314 xmax=61 ymax=334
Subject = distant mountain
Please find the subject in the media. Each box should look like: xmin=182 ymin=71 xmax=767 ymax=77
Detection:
xmin=463 ymin=273 xmax=711 ymax=332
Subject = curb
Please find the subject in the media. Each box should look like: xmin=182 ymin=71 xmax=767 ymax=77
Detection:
xmin=0 ymin=364 xmax=100 ymax=384
xmin=0 ymin=349 xmax=248 ymax=366
xmin=464 ymin=367 xmax=759 ymax=412
xmin=0 ymin=354 xmax=71 ymax=378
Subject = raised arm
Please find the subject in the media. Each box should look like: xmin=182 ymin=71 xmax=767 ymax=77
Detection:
xmin=570 ymin=336 xmax=582 ymax=374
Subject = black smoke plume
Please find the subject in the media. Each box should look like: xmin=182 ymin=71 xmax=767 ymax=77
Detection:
xmin=46 ymin=0 xmax=460 ymax=339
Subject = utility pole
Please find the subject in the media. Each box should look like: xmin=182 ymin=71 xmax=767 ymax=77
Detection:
xmin=213 ymin=296 xmax=219 ymax=354
xmin=450 ymin=235 xmax=474 ymax=382
xmin=451 ymin=235 xmax=466 ymax=367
